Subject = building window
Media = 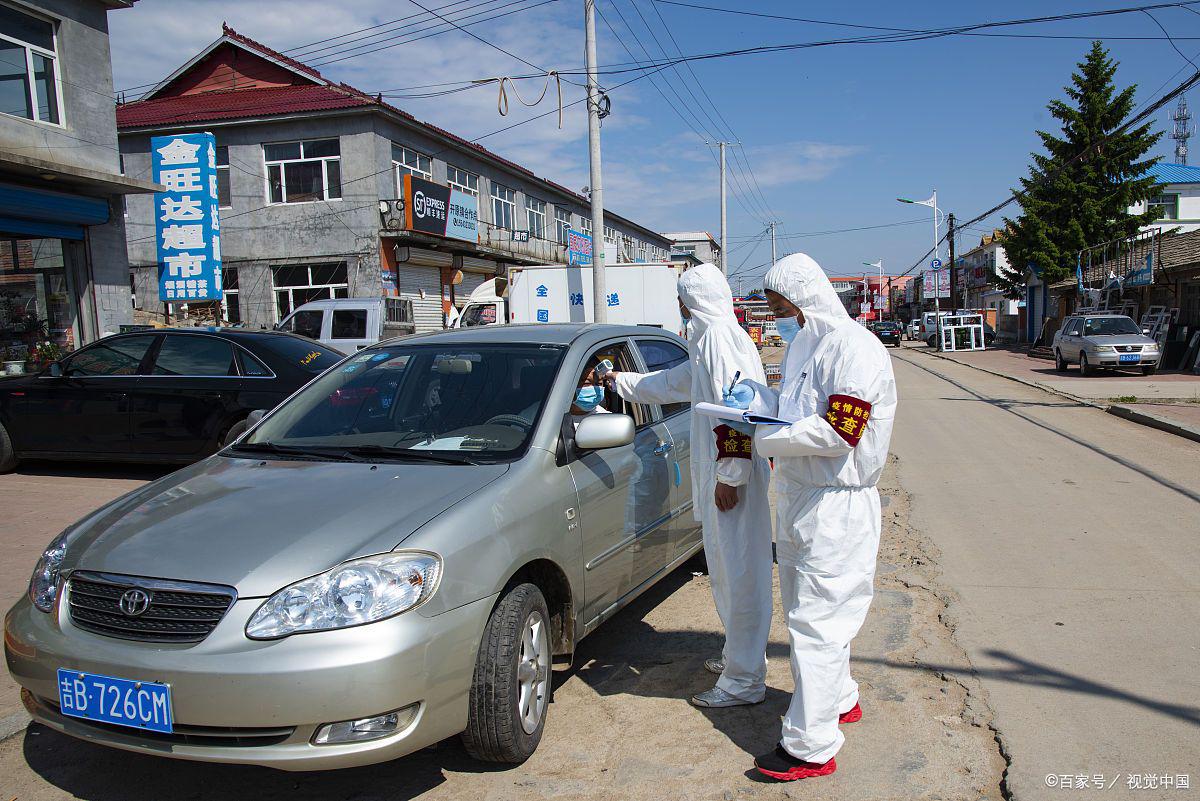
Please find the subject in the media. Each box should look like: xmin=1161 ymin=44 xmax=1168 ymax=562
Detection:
xmin=264 ymin=139 xmax=341 ymax=204
xmin=447 ymin=164 xmax=478 ymax=196
xmin=0 ymin=4 xmax=60 ymax=125
xmin=579 ymin=215 xmax=592 ymax=235
xmin=1149 ymin=193 xmax=1179 ymax=221
xmin=392 ymin=144 xmax=431 ymax=194
xmin=221 ymin=267 xmax=239 ymax=323
xmin=271 ymin=262 xmax=349 ymax=320
xmin=215 ymin=145 xmax=231 ymax=208
xmin=555 ymin=208 xmax=572 ymax=245
xmin=491 ymin=183 xmax=516 ymax=229
xmin=526 ymin=197 xmax=546 ymax=239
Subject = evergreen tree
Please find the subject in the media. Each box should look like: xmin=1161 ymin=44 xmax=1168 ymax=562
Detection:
xmin=999 ymin=42 xmax=1161 ymax=292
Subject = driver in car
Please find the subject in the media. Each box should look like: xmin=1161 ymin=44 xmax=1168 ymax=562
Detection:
xmin=571 ymin=358 xmax=611 ymax=428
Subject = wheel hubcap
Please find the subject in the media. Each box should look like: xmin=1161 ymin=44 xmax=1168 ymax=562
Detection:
xmin=517 ymin=610 xmax=550 ymax=734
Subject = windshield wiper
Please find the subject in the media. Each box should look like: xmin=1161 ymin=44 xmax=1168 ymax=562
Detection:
xmin=228 ymin=441 xmax=369 ymax=462
xmin=344 ymin=445 xmax=483 ymax=465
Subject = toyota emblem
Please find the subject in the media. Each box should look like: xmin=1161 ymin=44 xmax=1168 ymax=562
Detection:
xmin=119 ymin=588 xmax=152 ymax=617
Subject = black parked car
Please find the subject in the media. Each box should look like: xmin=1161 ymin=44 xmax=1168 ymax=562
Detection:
xmin=0 ymin=329 xmax=342 ymax=472
xmin=871 ymin=321 xmax=903 ymax=347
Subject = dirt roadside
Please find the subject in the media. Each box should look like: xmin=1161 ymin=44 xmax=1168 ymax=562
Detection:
xmin=2 ymin=455 xmax=1007 ymax=801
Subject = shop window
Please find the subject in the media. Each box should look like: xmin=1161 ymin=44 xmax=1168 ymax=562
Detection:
xmin=392 ymin=144 xmax=432 ymax=194
xmin=0 ymin=4 xmax=60 ymax=124
xmin=0 ymin=238 xmax=72 ymax=354
xmin=271 ymin=262 xmax=348 ymax=320
xmin=264 ymin=139 xmax=341 ymax=204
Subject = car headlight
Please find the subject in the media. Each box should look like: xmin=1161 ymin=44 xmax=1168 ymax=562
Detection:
xmin=246 ymin=552 xmax=441 ymax=639
xmin=1091 ymin=345 xmax=1116 ymax=353
xmin=1142 ymin=344 xmax=1159 ymax=354
xmin=29 ymin=536 xmax=68 ymax=613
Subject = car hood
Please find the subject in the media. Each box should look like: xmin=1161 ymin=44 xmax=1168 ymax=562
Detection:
xmin=64 ymin=455 xmax=509 ymax=597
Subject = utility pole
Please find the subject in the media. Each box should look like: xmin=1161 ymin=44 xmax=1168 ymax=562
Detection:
xmin=768 ymin=220 xmax=777 ymax=269
xmin=947 ymin=212 xmax=957 ymax=315
xmin=584 ymin=0 xmax=607 ymax=322
xmin=718 ymin=141 xmax=728 ymax=273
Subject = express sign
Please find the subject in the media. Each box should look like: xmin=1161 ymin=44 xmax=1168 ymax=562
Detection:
xmin=403 ymin=175 xmax=478 ymax=242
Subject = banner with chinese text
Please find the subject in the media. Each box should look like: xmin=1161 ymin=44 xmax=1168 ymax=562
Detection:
xmin=152 ymin=132 xmax=222 ymax=302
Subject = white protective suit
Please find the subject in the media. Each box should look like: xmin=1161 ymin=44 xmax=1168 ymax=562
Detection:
xmin=612 ymin=263 xmax=774 ymax=701
xmin=750 ymin=253 xmax=897 ymax=763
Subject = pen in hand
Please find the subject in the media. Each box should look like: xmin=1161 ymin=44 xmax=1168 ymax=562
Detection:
xmin=727 ymin=371 xmax=741 ymax=396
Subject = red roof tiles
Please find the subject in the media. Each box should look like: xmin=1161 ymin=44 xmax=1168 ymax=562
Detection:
xmin=117 ymin=84 xmax=373 ymax=128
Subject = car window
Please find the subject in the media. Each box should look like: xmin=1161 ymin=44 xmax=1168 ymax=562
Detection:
xmin=282 ymin=310 xmax=323 ymax=340
xmin=152 ymin=336 xmax=237 ymax=376
xmin=331 ymin=309 xmax=367 ymax=340
xmin=462 ymin=305 xmax=497 ymax=327
xmin=578 ymin=341 xmax=655 ymax=429
xmin=63 ymin=335 xmax=156 ymax=377
xmin=1083 ymin=316 xmax=1141 ymax=336
xmin=237 ymin=349 xmax=272 ymax=377
xmin=258 ymin=336 xmax=342 ymax=373
xmin=636 ymin=338 xmax=689 ymax=417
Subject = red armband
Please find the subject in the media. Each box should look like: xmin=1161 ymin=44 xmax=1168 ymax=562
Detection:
xmin=713 ymin=424 xmax=752 ymax=459
xmin=824 ymin=394 xmax=872 ymax=447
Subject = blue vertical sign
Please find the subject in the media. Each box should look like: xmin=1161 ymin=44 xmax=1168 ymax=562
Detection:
xmin=151 ymin=132 xmax=222 ymax=302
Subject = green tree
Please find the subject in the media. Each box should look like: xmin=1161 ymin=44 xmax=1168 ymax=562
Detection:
xmin=999 ymin=41 xmax=1161 ymax=292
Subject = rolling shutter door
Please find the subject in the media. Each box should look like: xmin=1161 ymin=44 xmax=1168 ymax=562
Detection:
xmin=396 ymin=264 xmax=444 ymax=333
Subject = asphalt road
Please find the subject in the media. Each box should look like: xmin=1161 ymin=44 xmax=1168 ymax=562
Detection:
xmin=890 ymin=345 xmax=1200 ymax=800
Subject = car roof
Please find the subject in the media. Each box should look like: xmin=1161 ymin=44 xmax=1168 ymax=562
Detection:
xmin=384 ymin=323 xmax=682 ymax=348
xmin=107 ymin=327 xmax=311 ymax=346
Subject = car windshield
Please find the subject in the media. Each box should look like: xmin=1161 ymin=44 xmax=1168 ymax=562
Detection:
xmin=237 ymin=343 xmax=565 ymax=459
xmin=1083 ymin=316 xmax=1141 ymax=336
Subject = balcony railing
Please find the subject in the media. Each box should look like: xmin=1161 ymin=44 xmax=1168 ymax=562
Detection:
xmin=477 ymin=222 xmax=569 ymax=264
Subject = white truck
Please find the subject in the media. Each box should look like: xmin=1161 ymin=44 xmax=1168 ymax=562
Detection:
xmin=453 ymin=263 xmax=683 ymax=332
xmin=275 ymin=297 xmax=415 ymax=352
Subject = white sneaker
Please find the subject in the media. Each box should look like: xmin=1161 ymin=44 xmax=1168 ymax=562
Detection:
xmin=704 ymin=657 xmax=725 ymax=675
xmin=689 ymin=686 xmax=761 ymax=708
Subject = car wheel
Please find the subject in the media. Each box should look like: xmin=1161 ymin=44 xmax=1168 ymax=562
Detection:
xmin=1142 ymin=365 xmax=1157 ymax=376
xmin=463 ymin=582 xmax=551 ymax=763
xmin=220 ymin=418 xmax=249 ymax=447
xmin=1080 ymin=352 xmax=1093 ymax=377
xmin=0 ymin=422 xmax=16 ymax=473
xmin=1055 ymin=349 xmax=1068 ymax=372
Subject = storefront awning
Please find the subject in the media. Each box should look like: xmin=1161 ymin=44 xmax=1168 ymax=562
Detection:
xmin=0 ymin=182 xmax=112 ymax=240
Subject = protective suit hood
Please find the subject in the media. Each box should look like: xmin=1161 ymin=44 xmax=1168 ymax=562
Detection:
xmin=764 ymin=253 xmax=852 ymax=343
xmin=678 ymin=262 xmax=735 ymax=340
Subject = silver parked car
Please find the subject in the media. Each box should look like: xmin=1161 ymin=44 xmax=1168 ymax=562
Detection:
xmin=5 ymin=324 xmax=701 ymax=770
xmin=1052 ymin=313 xmax=1161 ymax=376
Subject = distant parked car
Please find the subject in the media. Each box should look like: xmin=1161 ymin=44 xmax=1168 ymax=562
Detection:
xmin=1052 ymin=313 xmax=1161 ymax=376
xmin=871 ymin=321 xmax=903 ymax=347
xmin=907 ymin=319 xmax=920 ymax=340
xmin=0 ymin=329 xmax=342 ymax=472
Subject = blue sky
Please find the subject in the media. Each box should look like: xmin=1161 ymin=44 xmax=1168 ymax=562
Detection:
xmin=109 ymin=1 xmax=1200 ymax=288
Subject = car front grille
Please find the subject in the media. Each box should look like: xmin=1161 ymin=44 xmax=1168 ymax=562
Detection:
xmin=1115 ymin=345 xmax=1143 ymax=353
xmin=40 ymin=698 xmax=294 ymax=747
xmin=67 ymin=572 xmax=236 ymax=644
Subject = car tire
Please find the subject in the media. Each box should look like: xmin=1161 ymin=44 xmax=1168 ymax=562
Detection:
xmin=0 ymin=421 xmax=16 ymax=473
xmin=1080 ymin=352 xmax=1093 ymax=377
xmin=221 ymin=419 xmax=249 ymax=447
xmin=1055 ymin=349 xmax=1068 ymax=372
xmin=462 ymin=582 xmax=551 ymax=764
xmin=1142 ymin=365 xmax=1157 ymax=376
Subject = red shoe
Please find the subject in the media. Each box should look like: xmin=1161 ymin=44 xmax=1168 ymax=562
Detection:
xmin=839 ymin=702 xmax=862 ymax=724
xmin=754 ymin=745 xmax=837 ymax=782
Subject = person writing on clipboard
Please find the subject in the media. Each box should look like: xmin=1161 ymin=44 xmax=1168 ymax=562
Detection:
xmin=604 ymin=262 xmax=773 ymax=709
xmin=725 ymin=253 xmax=897 ymax=783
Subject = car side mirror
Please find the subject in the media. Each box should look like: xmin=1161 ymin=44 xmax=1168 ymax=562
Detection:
xmin=574 ymin=413 xmax=635 ymax=450
xmin=47 ymin=361 xmax=62 ymax=377
xmin=247 ymin=409 xmax=267 ymax=426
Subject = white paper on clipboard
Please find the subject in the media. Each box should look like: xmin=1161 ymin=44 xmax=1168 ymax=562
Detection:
xmin=694 ymin=402 xmax=792 ymax=426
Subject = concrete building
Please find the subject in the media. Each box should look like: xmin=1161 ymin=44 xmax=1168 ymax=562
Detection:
xmin=117 ymin=26 xmax=673 ymax=333
xmin=0 ymin=0 xmax=155 ymax=356
xmin=665 ymin=231 xmax=720 ymax=269
xmin=1129 ymin=162 xmax=1200 ymax=235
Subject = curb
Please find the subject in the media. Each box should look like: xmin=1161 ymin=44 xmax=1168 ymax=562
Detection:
xmin=1106 ymin=405 xmax=1200 ymax=444
xmin=0 ymin=710 xmax=30 ymax=742
xmin=900 ymin=346 xmax=1200 ymax=443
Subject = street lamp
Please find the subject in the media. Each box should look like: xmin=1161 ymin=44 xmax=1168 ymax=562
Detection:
xmin=898 ymin=192 xmax=944 ymax=348
xmin=862 ymin=260 xmax=883 ymax=320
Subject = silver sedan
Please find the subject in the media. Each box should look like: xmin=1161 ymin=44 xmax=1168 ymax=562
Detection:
xmin=5 ymin=324 xmax=701 ymax=770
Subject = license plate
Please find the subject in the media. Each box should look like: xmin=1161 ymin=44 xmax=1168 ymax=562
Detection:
xmin=1119 ymin=353 xmax=1140 ymax=364
xmin=57 ymin=669 xmax=173 ymax=733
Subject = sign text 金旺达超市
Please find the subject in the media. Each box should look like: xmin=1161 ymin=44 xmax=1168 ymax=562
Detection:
xmin=152 ymin=132 xmax=222 ymax=302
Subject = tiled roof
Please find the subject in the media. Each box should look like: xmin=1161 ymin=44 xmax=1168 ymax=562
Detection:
xmin=116 ymin=84 xmax=374 ymax=128
xmin=1146 ymin=162 xmax=1200 ymax=184
xmin=218 ymin=23 xmax=325 ymax=83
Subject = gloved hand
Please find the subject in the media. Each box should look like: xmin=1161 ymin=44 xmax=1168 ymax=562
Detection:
xmin=722 ymin=382 xmax=756 ymax=410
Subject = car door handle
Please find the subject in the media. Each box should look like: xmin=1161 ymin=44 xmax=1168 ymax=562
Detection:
xmin=654 ymin=441 xmax=673 ymax=455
